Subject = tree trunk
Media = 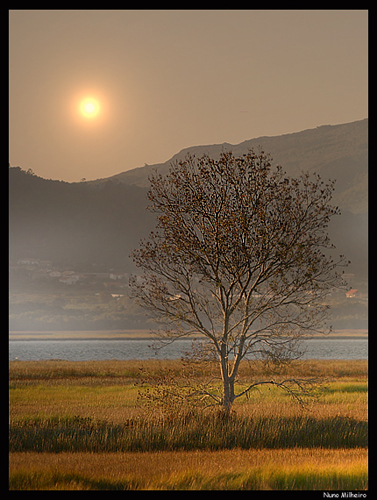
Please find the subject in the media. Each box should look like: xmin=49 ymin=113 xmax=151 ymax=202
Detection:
xmin=221 ymin=377 xmax=235 ymax=415
xmin=219 ymin=346 xmax=235 ymax=415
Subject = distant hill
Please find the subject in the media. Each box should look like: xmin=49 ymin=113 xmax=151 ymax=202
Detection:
xmin=92 ymin=119 xmax=368 ymax=215
xmin=9 ymin=167 xmax=155 ymax=271
xmin=9 ymin=119 xmax=367 ymax=279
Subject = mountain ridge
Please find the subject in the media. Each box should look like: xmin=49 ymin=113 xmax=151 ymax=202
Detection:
xmin=9 ymin=118 xmax=367 ymax=276
xmin=88 ymin=118 xmax=367 ymax=214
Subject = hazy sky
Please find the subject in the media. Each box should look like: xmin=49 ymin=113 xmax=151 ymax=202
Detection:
xmin=9 ymin=9 xmax=368 ymax=182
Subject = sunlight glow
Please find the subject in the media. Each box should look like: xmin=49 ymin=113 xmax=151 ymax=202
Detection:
xmin=80 ymin=98 xmax=100 ymax=119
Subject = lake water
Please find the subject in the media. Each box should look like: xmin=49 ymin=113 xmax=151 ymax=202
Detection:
xmin=9 ymin=338 xmax=368 ymax=361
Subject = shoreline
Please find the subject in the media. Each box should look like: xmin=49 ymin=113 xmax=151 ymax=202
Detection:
xmin=9 ymin=329 xmax=368 ymax=341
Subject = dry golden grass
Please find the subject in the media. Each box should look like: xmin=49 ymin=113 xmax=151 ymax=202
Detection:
xmin=9 ymin=358 xmax=369 ymax=381
xmin=9 ymin=359 xmax=368 ymax=490
xmin=9 ymin=448 xmax=368 ymax=490
xmin=10 ymin=448 xmax=367 ymax=478
xmin=9 ymin=359 xmax=368 ymax=424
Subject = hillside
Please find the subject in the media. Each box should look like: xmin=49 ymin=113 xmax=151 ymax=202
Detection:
xmin=9 ymin=167 xmax=155 ymax=271
xmin=9 ymin=120 xmax=368 ymax=330
xmin=94 ymin=119 xmax=368 ymax=215
xmin=9 ymin=119 xmax=367 ymax=278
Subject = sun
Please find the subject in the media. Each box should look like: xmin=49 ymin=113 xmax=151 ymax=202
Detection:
xmin=80 ymin=98 xmax=100 ymax=119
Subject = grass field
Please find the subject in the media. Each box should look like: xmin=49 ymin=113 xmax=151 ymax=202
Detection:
xmin=9 ymin=359 xmax=368 ymax=490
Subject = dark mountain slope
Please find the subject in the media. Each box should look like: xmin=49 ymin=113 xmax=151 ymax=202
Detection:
xmin=9 ymin=119 xmax=367 ymax=278
xmin=100 ymin=119 xmax=367 ymax=215
xmin=9 ymin=167 xmax=154 ymax=270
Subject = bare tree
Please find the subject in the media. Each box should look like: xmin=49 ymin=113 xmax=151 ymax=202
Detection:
xmin=131 ymin=150 xmax=348 ymax=414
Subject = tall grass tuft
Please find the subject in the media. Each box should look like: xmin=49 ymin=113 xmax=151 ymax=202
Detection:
xmin=9 ymin=412 xmax=367 ymax=453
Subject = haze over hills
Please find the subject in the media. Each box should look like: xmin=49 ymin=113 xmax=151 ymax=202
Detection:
xmin=9 ymin=168 xmax=154 ymax=272
xmin=9 ymin=119 xmax=367 ymax=278
xmin=9 ymin=119 xmax=368 ymax=331
xmin=91 ymin=118 xmax=367 ymax=215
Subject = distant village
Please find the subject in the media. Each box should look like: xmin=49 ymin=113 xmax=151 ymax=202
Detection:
xmin=10 ymin=257 xmax=137 ymax=298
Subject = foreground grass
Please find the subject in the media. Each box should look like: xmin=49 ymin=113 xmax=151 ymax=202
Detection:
xmin=9 ymin=449 xmax=368 ymax=490
xmin=9 ymin=412 xmax=368 ymax=453
xmin=9 ymin=359 xmax=368 ymax=490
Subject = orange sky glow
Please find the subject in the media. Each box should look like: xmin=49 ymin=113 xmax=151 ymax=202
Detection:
xmin=9 ymin=10 xmax=368 ymax=182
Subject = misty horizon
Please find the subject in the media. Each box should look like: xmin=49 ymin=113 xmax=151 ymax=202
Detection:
xmin=9 ymin=117 xmax=368 ymax=184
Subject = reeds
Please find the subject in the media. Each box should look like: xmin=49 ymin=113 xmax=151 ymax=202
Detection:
xmin=9 ymin=411 xmax=367 ymax=453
